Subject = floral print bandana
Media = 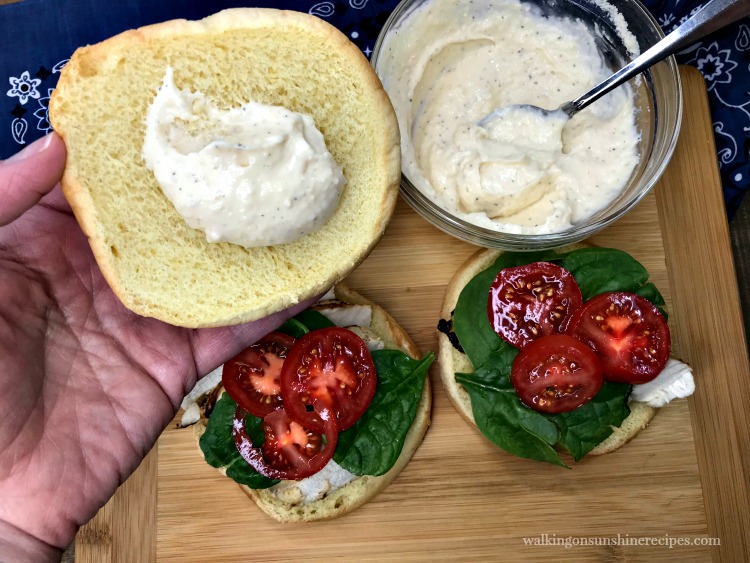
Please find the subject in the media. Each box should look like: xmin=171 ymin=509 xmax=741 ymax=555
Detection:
xmin=1 ymin=0 xmax=747 ymax=216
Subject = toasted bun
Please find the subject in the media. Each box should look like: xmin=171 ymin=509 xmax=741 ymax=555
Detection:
xmin=438 ymin=246 xmax=657 ymax=457
xmin=194 ymin=284 xmax=431 ymax=522
xmin=49 ymin=9 xmax=400 ymax=328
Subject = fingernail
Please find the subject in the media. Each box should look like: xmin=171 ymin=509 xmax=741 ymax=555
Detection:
xmin=6 ymin=133 xmax=55 ymax=163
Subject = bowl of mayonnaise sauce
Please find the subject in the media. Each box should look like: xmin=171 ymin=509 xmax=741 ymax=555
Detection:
xmin=372 ymin=0 xmax=682 ymax=250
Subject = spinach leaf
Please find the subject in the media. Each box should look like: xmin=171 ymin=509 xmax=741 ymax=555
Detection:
xmin=456 ymin=348 xmax=566 ymax=467
xmin=199 ymin=393 xmax=278 ymax=489
xmin=635 ymin=282 xmax=669 ymax=320
xmin=559 ymin=248 xmax=649 ymax=300
xmin=277 ymin=318 xmax=309 ymax=339
xmin=243 ymin=410 xmax=266 ymax=447
xmin=453 ymin=250 xmax=559 ymax=368
xmin=295 ymin=310 xmax=336 ymax=331
xmin=278 ymin=310 xmax=335 ymax=339
xmin=634 ymin=282 xmax=665 ymax=306
xmin=334 ymin=350 xmax=433 ymax=476
xmin=551 ymin=382 xmax=632 ymax=460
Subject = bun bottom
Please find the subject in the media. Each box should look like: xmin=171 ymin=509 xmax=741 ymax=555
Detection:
xmin=437 ymin=247 xmax=656 ymax=459
xmin=194 ymin=283 xmax=432 ymax=522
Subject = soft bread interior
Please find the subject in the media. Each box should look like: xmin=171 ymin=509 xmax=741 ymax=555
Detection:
xmin=49 ymin=9 xmax=400 ymax=328
xmin=437 ymin=246 xmax=657 ymax=457
xmin=193 ymin=284 xmax=432 ymax=522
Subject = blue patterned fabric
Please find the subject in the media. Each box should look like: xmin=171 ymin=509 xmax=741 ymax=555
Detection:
xmin=642 ymin=0 xmax=750 ymax=217
xmin=1 ymin=0 xmax=747 ymax=216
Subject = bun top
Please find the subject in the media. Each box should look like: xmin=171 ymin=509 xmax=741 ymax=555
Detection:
xmin=50 ymin=8 xmax=400 ymax=328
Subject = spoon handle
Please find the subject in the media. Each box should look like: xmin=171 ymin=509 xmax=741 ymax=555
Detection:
xmin=565 ymin=0 xmax=750 ymax=116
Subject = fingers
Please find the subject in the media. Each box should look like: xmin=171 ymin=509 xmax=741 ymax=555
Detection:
xmin=189 ymin=294 xmax=324 ymax=378
xmin=0 ymin=134 xmax=66 ymax=227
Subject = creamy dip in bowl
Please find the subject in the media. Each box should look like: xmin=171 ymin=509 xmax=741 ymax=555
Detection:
xmin=373 ymin=0 xmax=682 ymax=250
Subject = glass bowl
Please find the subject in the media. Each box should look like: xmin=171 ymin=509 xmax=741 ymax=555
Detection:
xmin=371 ymin=0 xmax=682 ymax=250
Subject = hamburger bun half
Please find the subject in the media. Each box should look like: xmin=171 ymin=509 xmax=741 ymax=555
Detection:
xmin=189 ymin=284 xmax=432 ymax=522
xmin=438 ymin=246 xmax=657 ymax=457
xmin=49 ymin=9 xmax=400 ymax=328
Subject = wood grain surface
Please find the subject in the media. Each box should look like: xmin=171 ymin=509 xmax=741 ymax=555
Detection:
xmin=76 ymin=67 xmax=749 ymax=562
xmin=75 ymin=450 xmax=156 ymax=563
xmin=654 ymin=67 xmax=750 ymax=562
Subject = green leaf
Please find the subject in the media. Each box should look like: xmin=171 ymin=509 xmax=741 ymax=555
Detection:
xmin=551 ymin=382 xmax=632 ymax=460
xmin=635 ymin=282 xmax=669 ymax=320
xmin=277 ymin=318 xmax=309 ymax=339
xmin=334 ymin=350 xmax=433 ymax=476
xmin=243 ymin=411 xmax=266 ymax=447
xmin=277 ymin=310 xmax=336 ymax=339
xmin=295 ymin=310 xmax=336 ymax=331
xmin=559 ymin=248 xmax=648 ymax=300
xmin=199 ymin=393 xmax=278 ymax=489
xmin=453 ymin=250 xmax=559 ymax=367
xmin=472 ymin=341 xmax=518 ymax=377
xmin=634 ymin=282 xmax=665 ymax=306
xmin=456 ymin=351 xmax=566 ymax=468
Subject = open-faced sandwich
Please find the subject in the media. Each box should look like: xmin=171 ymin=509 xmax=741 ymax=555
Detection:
xmin=49 ymin=8 xmax=399 ymax=328
xmin=438 ymin=245 xmax=695 ymax=466
xmin=180 ymin=285 xmax=433 ymax=522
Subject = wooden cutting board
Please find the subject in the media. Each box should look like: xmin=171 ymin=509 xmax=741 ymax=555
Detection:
xmin=76 ymin=67 xmax=750 ymax=562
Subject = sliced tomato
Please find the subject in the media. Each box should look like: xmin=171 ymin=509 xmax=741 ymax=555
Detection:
xmin=222 ymin=332 xmax=296 ymax=418
xmin=488 ymin=262 xmax=583 ymax=349
xmin=511 ymin=334 xmax=603 ymax=414
xmin=280 ymin=327 xmax=377 ymax=433
xmin=565 ymin=292 xmax=670 ymax=384
xmin=232 ymin=405 xmax=337 ymax=480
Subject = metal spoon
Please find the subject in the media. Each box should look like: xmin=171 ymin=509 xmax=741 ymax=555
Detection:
xmin=479 ymin=0 xmax=750 ymax=127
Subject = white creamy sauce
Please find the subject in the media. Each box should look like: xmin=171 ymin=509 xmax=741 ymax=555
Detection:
xmin=377 ymin=0 xmax=641 ymax=234
xmin=630 ymin=359 xmax=695 ymax=408
xmin=142 ymin=67 xmax=345 ymax=247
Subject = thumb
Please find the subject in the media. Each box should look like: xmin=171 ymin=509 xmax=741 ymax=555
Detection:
xmin=188 ymin=295 xmax=324 ymax=378
xmin=0 ymin=133 xmax=66 ymax=227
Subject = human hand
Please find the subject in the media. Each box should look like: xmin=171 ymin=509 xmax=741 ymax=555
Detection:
xmin=0 ymin=134 xmax=314 ymax=561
